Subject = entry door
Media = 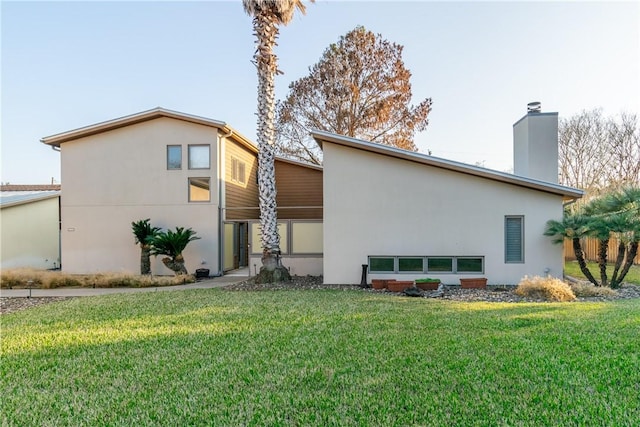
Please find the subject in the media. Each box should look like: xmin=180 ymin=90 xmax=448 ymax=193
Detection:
xmin=238 ymin=222 xmax=248 ymax=267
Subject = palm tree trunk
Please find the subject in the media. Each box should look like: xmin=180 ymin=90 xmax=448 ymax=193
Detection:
xmin=573 ymin=237 xmax=599 ymax=286
xmin=252 ymin=9 xmax=290 ymax=283
xmin=162 ymin=256 xmax=188 ymax=275
xmin=615 ymin=241 xmax=638 ymax=288
xmin=609 ymin=241 xmax=626 ymax=288
xmin=140 ymin=244 xmax=152 ymax=275
xmin=597 ymin=238 xmax=609 ymax=287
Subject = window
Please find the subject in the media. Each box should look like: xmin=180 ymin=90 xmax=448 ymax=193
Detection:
xmin=457 ymin=257 xmax=484 ymax=273
xmin=398 ymin=257 xmax=423 ymax=272
xmin=427 ymin=257 xmax=453 ymax=272
xmin=188 ymin=145 xmax=210 ymax=169
xmin=250 ymin=222 xmax=289 ymax=254
xmin=369 ymin=257 xmax=395 ymax=273
xmin=370 ymin=256 xmax=483 ymax=274
xmin=231 ymin=157 xmax=246 ymax=184
xmin=167 ymin=145 xmax=182 ymax=169
xmin=189 ymin=177 xmax=210 ymax=202
xmin=505 ymin=216 xmax=524 ymax=263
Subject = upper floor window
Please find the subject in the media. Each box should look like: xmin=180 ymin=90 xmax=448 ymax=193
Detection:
xmin=188 ymin=145 xmax=210 ymax=169
xmin=167 ymin=145 xmax=182 ymax=169
xmin=505 ymin=216 xmax=524 ymax=263
xmin=189 ymin=177 xmax=210 ymax=202
xmin=231 ymin=157 xmax=246 ymax=184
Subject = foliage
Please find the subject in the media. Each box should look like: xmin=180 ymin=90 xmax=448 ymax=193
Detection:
xmin=559 ymin=109 xmax=639 ymax=193
xmin=2 ymin=290 xmax=639 ymax=425
xmin=131 ymin=218 xmax=161 ymax=275
xmin=275 ymin=25 xmax=433 ymax=165
xmin=149 ymin=227 xmax=200 ymax=275
xmin=0 ymin=269 xmax=195 ymax=289
xmin=515 ymin=276 xmax=576 ymax=302
xmin=131 ymin=218 xmax=161 ymax=246
xmin=546 ymin=186 xmax=640 ymax=287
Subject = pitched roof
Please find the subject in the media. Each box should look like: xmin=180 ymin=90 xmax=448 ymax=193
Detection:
xmin=311 ymin=129 xmax=584 ymax=200
xmin=40 ymin=107 xmax=255 ymax=150
xmin=0 ymin=190 xmax=60 ymax=208
xmin=1 ymin=184 xmax=61 ymax=191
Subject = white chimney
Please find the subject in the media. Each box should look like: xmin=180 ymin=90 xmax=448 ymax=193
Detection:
xmin=513 ymin=102 xmax=559 ymax=183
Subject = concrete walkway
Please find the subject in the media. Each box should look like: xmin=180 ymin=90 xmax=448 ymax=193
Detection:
xmin=0 ymin=274 xmax=249 ymax=298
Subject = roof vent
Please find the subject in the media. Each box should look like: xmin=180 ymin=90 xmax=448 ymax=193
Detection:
xmin=527 ymin=101 xmax=542 ymax=113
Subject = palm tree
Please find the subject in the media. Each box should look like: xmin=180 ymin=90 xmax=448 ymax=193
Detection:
xmin=149 ymin=227 xmax=200 ymax=275
xmin=131 ymin=219 xmax=161 ymax=275
xmin=546 ymin=186 xmax=640 ymax=288
xmin=242 ymin=0 xmax=312 ymax=282
xmin=599 ymin=187 xmax=640 ymax=288
xmin=545 ymin=213 xmax=599 ymax=285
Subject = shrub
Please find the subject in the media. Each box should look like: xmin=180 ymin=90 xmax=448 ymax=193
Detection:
xmin=515 ymin=276 xmax=576 ymax=302
xmin=569 ymin=281 xmax=617 ymax=298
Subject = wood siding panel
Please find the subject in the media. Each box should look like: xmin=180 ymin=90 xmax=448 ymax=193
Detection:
xmin=225 ymin=140 xmax=259 ymax=220
xmin=275 ymin=160 xmax=323 ymax=220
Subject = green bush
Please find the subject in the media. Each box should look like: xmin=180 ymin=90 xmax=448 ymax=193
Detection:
xmin=515 ymin=276 xmax=576 ymax=302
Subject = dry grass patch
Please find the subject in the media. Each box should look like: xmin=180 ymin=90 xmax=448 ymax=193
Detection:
xmin=515 ymin=276 xmax=576 ymax=302
xmin=569 ymin=281 xmax=617 ymax=298
xmin=0 ymin=269 xmax=194 ymax=289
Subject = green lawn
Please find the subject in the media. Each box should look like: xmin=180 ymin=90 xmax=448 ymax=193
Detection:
xmin=565 ymin=260 xmax=640 ymax=285
xmin=2 ymin=290 xmax=639 ymax=425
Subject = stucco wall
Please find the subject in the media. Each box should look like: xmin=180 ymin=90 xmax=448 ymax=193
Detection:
xmin=60 ymin=117 xmax=220 ymax=275
xmin=1 ymin=197 xmax=60 ymax=269
xmin=323 ymin=143 xmax=564 ymax=285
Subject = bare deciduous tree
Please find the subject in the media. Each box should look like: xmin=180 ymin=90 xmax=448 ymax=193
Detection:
xmin=559 ymin=109 xmax=639 ymax=195
xmin=276 ymin=26 xmax=433 ymax=165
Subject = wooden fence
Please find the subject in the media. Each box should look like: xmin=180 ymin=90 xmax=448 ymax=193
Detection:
xmin=564 ymin=238 xmax=640 ymax=265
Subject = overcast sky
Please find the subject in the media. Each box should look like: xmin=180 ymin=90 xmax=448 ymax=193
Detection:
xmin=2 ymin=0 xmax=638 ymax=184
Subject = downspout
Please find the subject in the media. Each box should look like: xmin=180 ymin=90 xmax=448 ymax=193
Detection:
xmin=217 ymin=129 xmax=233 ymax=276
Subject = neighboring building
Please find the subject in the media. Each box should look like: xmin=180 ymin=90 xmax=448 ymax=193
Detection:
xmin=41 ymin=108 xmax=322 ymax=276
xmin=312 ymin=104 xmax=583 ymax=285
xmin=0 ymin=185 xmax=61 ymax=269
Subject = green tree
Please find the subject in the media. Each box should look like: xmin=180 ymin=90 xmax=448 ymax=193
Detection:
xmin=276 ymin=26 xmax=433 ymax=165
xmin=149 ymin=227 xmax=200 ymax=276
xmin=131 ymin=219 xmax=161 ymax=275
xmin=242 ymin=0 xmax=312 ymax=282
xmin=545 ymin=186 xmax=640 ymax=288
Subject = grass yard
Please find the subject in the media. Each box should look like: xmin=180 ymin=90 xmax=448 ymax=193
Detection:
xmin=564 ymin=260 xmax=640 ymax=285
xmin=2 ymin=290 xmax=639 ymax=426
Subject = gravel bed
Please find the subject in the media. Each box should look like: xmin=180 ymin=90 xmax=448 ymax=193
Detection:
xmin=3 ymin=276 xmax=639 ymax=315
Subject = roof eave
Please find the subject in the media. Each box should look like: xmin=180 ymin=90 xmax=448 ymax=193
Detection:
xmin=311 ymin=129 xmax=584 ymax=200
xmin=41 ymin=107 xmax=228 ymax=147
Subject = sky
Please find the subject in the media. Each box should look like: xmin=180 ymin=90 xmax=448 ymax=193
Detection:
xmin=2 ymin=0 xmax=639 ymax=184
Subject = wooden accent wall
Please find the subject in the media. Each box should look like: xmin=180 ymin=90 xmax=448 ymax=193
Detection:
xmin=224 ymin=142 xmax=323 ymax=221
xmin=224 ymin=139 xmax=259 ymax=220
xmin=275 ymin=159 xmax=323 ymax=220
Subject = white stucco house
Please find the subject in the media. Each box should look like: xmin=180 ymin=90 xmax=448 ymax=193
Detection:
xmin=40 ymin=108 xmax=323 ymax=276
xmin=42 ymin=104 xmax=582 ymax=284
xmin=0 ymin=185 xmax=61 ymax=269
xmin=312 ymin=105 xmax=583 ymax=285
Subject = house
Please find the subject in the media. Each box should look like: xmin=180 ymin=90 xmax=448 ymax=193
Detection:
xmin=40 ymin=108 xmax=323 ymax=276
xmin=42 ymin=104 xmax=582 ymax=285
xmin=0 ymin=185 xmax=61 ymax=269
xmin=311 ymin=104 xmax=583 ymax=285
